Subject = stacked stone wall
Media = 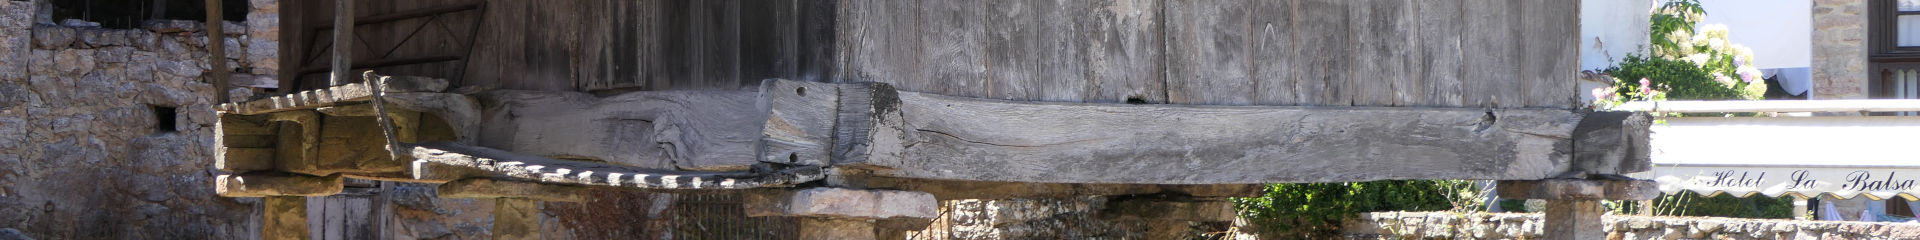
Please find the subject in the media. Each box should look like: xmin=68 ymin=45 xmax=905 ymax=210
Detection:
xmin=1343 ymin=211 xmax=1920 ymax=240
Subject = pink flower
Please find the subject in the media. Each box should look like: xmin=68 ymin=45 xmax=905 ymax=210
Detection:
xmin=1592 ymin=87 xmax=1616 ymax=100
xmin=1639 ymin=78 xmax=1651 ymax=88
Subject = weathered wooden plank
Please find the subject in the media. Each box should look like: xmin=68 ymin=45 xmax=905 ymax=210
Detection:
xmin=1462 ymin=0 xmax=1522 ymax=108
xmin=740 ymin=0 xmax=799 ymax=88
xmin=921 ymin=0 xmax=987 ymax=97
xmin=987 ymin=0 xmax=1089 ymax=101
xmin=1164 ymin=0 xmax=1252 ymax=105
xmin=1346 ymin=0 xmax=1410 ymax=107
xmin=1084 ymin=0 xmax=1165 ymax=104
xmin=474 ymin=89 xmax=763 ymax=170
xmin=795 ymin=0 xmax=839 ymax=83
xmin=822 ymin=81 xmax=1648 ymax=184
xmin=1293 ymin=0 xmax=1349 ymax=106
xmin=835 ymin=0 xmax=923 ymax=88
xmin=1414 ymin=0 xmax=1466 ymax=107
xmin=1249 ymin=0 xmax=1296 ymax=105
xmin=1520 ymin=0 xmax=1578 ymax=108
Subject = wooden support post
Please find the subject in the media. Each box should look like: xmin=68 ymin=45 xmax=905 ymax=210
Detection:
xmin=1498 ymin=179 xmax=1658 ymax=240
xmin=492 ymin=198 xmax=541 ymax=240
xmin=329 ymin=0 xmax=354 ymax=86
xmin=264 ymin=196 xmax=311 ymax=240
xmin=204 ymin=0 xmax=229 ymax=103
xmin=1544 ymin=199 xmax=1605 ymax=240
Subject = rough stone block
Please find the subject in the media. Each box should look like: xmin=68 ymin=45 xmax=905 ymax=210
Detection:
xmin=1100 ymin=197 xmax=1235 ymax=222
xmin=30 ymin=25 xmax=72 ymax=49
xmin=214 ymin=173 xmax=342 ymax=197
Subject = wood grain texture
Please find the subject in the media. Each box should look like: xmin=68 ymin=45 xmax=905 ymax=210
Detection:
xmin=1293 ymin=0 xmax=1349 ymax=106
xmin=1520 ymin=0 xmax=1579 ymax=108
xmin=406 ymin=142 xmax=826 ymax=190
xmin=1414 ymin=0 xmax=1467 ymax=107
xmin=847 ymin=89 xmax=1617 ymax=184
xmin=1250 ymin=0 xmax=1296 ymax=105
xmin=1084 ymin=0 xmax=1165 ymax=104
xmin=987 ymin=0 xmax=1090 ymax=101
xmin=921 ymin=0 xmax=987 ymax=97
xmin=1164 ymin=0 xmax=1252 ymax=105
xmin=1462 ymin=0 xmax=1522 ymax=108
xmin=836 ymin=0 xmax=923 ymax=88
xmin=1346 ymin=0 xmax=1406 ymax=107
xmin=473 ymin=90 xmax=765 ymax=171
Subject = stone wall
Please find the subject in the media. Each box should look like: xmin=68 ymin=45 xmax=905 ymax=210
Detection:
xmin=1343 ymin=211 xmax=1920 ymax=240
xmin=0 ymin=1 xmax=255 ymax=238
xmin=1811 ymin=0 xmax=1868 ymax=99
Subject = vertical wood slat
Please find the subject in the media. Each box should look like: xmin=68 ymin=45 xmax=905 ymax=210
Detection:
xmin=1348 ymin=0 xmax=1416 ymax=106
xmin=1461 ymin=0 xmax=1522 ymax=108
xmin=1250 ymin=0 xmax=1296 ymax=105
xmin=1520 ymin=0 xmax=1579 ymax=108
xmin=1415 ymin=0 xmax=1467 ymax=107
xmin=1164 ymin=0 xmax=1252 ymax=105
xmin=330 ymin=0 xmax=354 ymax=86
xmin=1085 ymin=0 xmax=1165 ymax=104
xmin=836 ymin=0 xmax=923 ymax=88
xmin=987 ymin=0 xmax=1091 ymax=101
xmin=1292 ymin=0 xmax=1349 ymax=106
xmin=923 ymin=0 xmax=986 ymax=97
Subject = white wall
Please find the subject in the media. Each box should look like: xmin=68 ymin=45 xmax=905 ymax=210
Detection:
xmin=1581 ymin=0 xmax=1655 ymax=71
xmin=1698 ymin=0 xmax=1812 ymax=69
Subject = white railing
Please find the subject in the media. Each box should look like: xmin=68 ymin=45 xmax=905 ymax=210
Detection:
xmin=1895 ymin=69 xmax=1920 ymax=116
xmin=1612 ymin=99 xmax=1920 ymax=113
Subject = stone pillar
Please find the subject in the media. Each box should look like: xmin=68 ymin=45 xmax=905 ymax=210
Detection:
xmin=1812 ymin=0 xmax=1869 ymax=100
xmin=263 ymin=196 xmax=310 ymax=240
xmin=1497 ymin=179 xmax=1658 ymax=240
xmin=492 ymin=198 xmax=540 ymax=240
xmin=1543 ymin=199 xmax=1604 ymax=240
xmin=744 ymin=188 xmax=938 ymax=240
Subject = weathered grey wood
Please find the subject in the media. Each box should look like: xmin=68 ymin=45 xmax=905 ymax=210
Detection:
xmin=1347 ymin=0 xmax=1409 ymax=107
xmin=988 ymin=0 xmax=1089 ymax=101
xmin=835 ymin=0 xmax=922 ymax=88
xmin=1164 ymin=0 xmax=1251 ymax=105
xmin=1570 ymin=111 xmax=1652 ymax=176
xmin=1293 ymin=0 xmax=1349 ymax=106
xmin=1250 ymin=0 xmax=1296 ymax=105
xmin=1414 ymin=0 xmax=1467 ymax=107
xmin=264 ymin=196 xmax=311 ymax=240
xmin=840 ymin=176 xmax=1263 ymax=200
xmin=1462 ymin=0 xmax=1521 ymax=108
xmin=829 ymin=82 xmax=1647 ymax=184
xmin=1520 ymin=0 xmax=1578 ymax=108
xmin=742 ymin=187 xmax=938 ymax=221
xmin=330 ymin=0 xmax=354 ymax=86
xmin=407 ymin=142 xmax=826 ymax=190
xmin=1085 ymin=0 xmax=1165 ymax=104
xmin=474 ymin=89 xmax=762 ymax=170
xmin=920 ymin=0 xmax=986 ymax=97
xmin=758 ymin=80 xmax=840 ymax=166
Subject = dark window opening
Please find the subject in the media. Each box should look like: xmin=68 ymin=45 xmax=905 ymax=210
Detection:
xmin=152 ymin=105 xmax=177 ymax=133
xmin=50 ymin=0 xmax=248 ymax=29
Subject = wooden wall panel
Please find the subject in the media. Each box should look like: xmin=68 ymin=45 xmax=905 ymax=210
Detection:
xmin=1084 ymin=0 xmax=1165 ymax=104
xmin=1164 ymin=0 xmax=1252 ymax=105
xmin=285 ymin=0 xmax=1580 ymax=108
xmin=1462 ymin=0 xmax=1523 ymax=108
xmin=1414 ymin=0 xmax=1467 ymax=107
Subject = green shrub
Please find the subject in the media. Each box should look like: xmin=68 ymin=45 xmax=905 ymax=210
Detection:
xmin=1233 ymin=180 xmax=1470 ymax=237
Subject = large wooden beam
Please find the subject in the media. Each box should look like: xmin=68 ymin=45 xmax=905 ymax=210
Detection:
xmin=204 ymin=0 xmax=229 ymax=103
xmin=819 ymin=81 xmax=1650 ymax=184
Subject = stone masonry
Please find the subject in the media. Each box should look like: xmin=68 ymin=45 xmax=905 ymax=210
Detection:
xmin=1812 ymin=0 xmax=1869 ymax=99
